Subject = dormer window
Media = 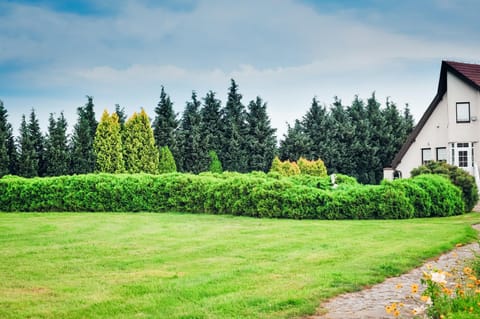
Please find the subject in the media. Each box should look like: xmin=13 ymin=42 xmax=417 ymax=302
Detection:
xmin=456 ymin=102 xmax=470 ymax=123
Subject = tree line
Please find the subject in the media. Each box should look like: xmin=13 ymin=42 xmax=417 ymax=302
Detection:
xmin=0 ymin=79 xmax=413 ymax=184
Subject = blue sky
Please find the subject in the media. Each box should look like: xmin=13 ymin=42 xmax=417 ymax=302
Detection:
xmin=1 ymin=0 xmax=479 ymax=138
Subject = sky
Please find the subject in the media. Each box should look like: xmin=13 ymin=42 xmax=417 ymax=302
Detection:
xmin=1 ymin=0 xmax=480 ymax=139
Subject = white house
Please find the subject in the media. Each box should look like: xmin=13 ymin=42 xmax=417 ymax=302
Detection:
xmin=384 ymin=60 xmax=480 ymax=185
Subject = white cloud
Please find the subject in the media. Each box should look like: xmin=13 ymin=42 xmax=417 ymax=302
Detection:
xmin=1 ymin=0 xmax=480 ymax=139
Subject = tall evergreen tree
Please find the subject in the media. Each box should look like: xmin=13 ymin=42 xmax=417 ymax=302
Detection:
xmin=123 ymin=108 xmax=159 ymax=174
xmin=302 ymin=97 xmax=329 ymax=161
xmin=153 ymin=86 xmax=179 ymax=163
xmin=17 ymin=115 xmax=38 ymax=177
xmin=178 ymin=91 xmax=205 ymax=173
xmin=220 ymin=79 xmax=249 ymax=172
xmin=45 ymin=112 xmax=70 ymax=176
xmin=347 ymin=95 xmax=378 ymax=183
xmin=115 ymin=104 xmax=127 ymax=130
xmin=71 ymin=96 xmax=98 ymax=174
xmin=94 ymin=110 xmax=124 ymax=173
xmin=246 ymin=96 xmax=277 ymax=172
xmin=0 ymin=100 xmax=16 ymax=177
xmin=200 ymin=91 xmax=223 ymax=164
xmin=365 ymin=92 xmax=385 ymax=183
xmin=28 ymin=109 xmax=46 ymax=176
xmin=278 ymin=119 xmax=312 ymax=161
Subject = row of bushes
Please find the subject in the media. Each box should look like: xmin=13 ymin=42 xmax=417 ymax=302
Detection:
xmin=0 ymin=172 xmax=465 ymax=219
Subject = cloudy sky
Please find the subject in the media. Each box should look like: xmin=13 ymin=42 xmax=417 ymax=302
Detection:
xmin=1 ymin=0 xmax=479 ymax=138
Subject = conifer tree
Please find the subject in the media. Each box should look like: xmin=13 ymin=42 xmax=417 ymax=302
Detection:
xmin=28 ymin=109 xmax=46 ymax=176
xmin=71 ymin=96 xmax=98 ymax=174
xmin=0 ymin=101 xmax=16 ymax=177
xmin=178 ymin=91 xmax=204 ymax=173
xmin=153 ymin=86 xmax=179 ymax=162
xmin=278 ymin=120 xmax=312 ymax=161
xmin=220 ymin=79 xmax=249 ymax=172
xmin=158 ymin=145 xmax=177 ymax=174
xmin=17 ymin=115 xmax=38 ymax=177
xmin=302 ymin=97 xmax=329 ymax=161
xmin=246 ymin=96 xmax=277 ymax=172
xmin=123 ymin=108 xmax=159 ymax=174
xmin=200 ymin=91 xmax=223 ymax=167
xmin=94 ymin=110 xmax=124 ymax=173
xmin=45 ymin=112 xmax=70 ymax=176
xmin=115 ymin=104 xmax=127 ymax=129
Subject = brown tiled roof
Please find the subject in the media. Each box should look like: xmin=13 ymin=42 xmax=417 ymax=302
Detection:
xmin=391 ymin=60 xmax=480 ymax=169
xmin=445 ymin=61 xmax=480 ymax=89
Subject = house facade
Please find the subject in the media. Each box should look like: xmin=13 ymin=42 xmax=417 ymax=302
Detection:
xmin=384 ymin=61 xmax=480 ymax=184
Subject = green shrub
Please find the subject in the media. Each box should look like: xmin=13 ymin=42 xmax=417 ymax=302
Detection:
xmin=208 ymin=150 xmax=223 ymax=174
xmin=411 ymin=161 xmax=478 ymax=212
xmin=297 ymin=157 xmax=327 ymax=177
xmin=0 ymin=171 xmax=465 ymax=220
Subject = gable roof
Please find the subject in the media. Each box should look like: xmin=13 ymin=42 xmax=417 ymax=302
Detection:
xmin=391 ymin=60 xmax=480 ymax=169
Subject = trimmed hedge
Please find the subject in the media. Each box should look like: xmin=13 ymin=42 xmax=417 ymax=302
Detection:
xmin=0 ymin=173 xmax=465 ymax=219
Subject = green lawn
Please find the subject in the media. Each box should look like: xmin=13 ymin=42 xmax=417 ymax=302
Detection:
xmin=1 ymin=213 xmax=479 ymax=319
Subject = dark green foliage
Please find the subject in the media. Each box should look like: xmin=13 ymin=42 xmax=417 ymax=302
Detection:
xmin=114 ymin=104 xmax=127 ymax=129
xmin=159 ymin=146 xmax=177 ymax=174
xmin=200 ymin=91 xmax=223 ymax=156
xmin=0 ymin=100 xmax=16 ymax=177
xmin=411 ymin=161 xmax=478 ymax=212
xmin=278 ymin=120 xmax=312 ymax=161
xmin=17 ymin=115 xmax=38 ymax=177
xmin=209 ymin=150 xmax=223 ymax=173
xmin=178 ymin=92 xmax=205 ymax=173
xmin=220 ymin=79 xmax=249 ymax=172
xmin=45 ymin=112 xmax=70 ymax=176
xmin=0 ymin=172 xmax=463 ymax=220
xmin=70 ymin=96 xmax=98 ymax=174
xmin=245 ymin=97 xmax=277 ymax=172
xmin=153 ymin=86 xmax=179 ymax=163
xmin=27 ymin=109 xmax=46 ymax=176
xmin=123 ymin=109 xmax=159 ymax=174
xmin=280 ymin=94 xmax=414 ymax=184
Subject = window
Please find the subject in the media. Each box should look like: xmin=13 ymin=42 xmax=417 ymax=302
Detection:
xmin=458 ymin=150 xmax=468 ymax=167
xmin=436 ymin=147 xmax=447 ymax=162
xmin=421 ymin=148 xmax=432 ymax=165
xmin=456 ymin=102 xmax=470 ymax=123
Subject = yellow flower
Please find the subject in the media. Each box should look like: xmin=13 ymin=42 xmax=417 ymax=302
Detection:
xmin=420 ymin=295 xmax=431 ymax=303
xmin=393 ymin=309 xmax=400 ymax=317
xmin=464 ymin=267 xmax=473 ymax=275
xmin=395 ymin=283 xmax=403 ymax=289
xmin=385 ymin=305 xmax=392 ymax=314
xmin=411 ymin=284 xmax=419 ymax=294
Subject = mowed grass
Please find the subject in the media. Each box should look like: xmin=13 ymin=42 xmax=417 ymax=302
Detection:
xmin=1 ymin=213 xmax=479 ymax=319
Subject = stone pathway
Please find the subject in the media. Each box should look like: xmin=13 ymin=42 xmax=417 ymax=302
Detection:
xmin=306 ymin=224 xmax=480 ymax=319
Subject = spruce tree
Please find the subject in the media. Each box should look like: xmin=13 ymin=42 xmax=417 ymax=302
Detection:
xmin=347 ymin=95 xmax=378 ymax=184
xmin=153 ymin=86 xmax=179 ymax=163
xmin=0 ymin=100 xmax=16 ymax=177
xmin=246 ymin=96 xmax=277 ymax=172
xmin=302 ymin=97 xmax=329 ymax=161
xmin=158 ymin=146 xmax=177 ymax=174
xmin=71 ymin=96 xmax=98 ymax=174
xmin=123 ymin=108 xmax=159 ymax=174
xmin=17 ymin=115 xmax=38 ymax=177
xmin=115 ymin=104 xmax=127 ymax=130
xmin=366 ymin=92 xmax=385 ymax=183
xmin=45 ymin=112 xmax=70 ymax=176
xmin=220 ymin=79 xmax=249 ymax=172
xmin=178 ymin=91 xmax=204 ymax=173
xmin=200 ymin=91 xmax=223 ymax=169
xmin=278 ymin=120 xmax=312 ymax=161
xmin=94 ymin=110 xmax=124 ymax=173
xmin=28 ymin=109 xmax=46 ymax=176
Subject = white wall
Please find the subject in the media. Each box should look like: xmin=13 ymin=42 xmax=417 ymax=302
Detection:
xmin=396 ymin=94 xmax=448 ymax=178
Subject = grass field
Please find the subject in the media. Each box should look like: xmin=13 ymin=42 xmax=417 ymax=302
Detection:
xmin=1 ymin=213 xmax=479 ymax=319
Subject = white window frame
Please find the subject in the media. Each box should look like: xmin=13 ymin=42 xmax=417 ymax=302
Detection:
xmin=456 ymin=102 xmax=470 ymax=123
